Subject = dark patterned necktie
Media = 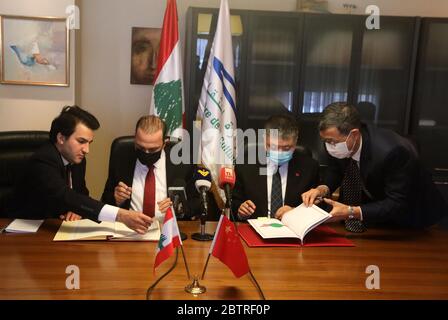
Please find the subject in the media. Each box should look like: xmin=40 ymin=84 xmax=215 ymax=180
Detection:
xmin=65 ymin=165 xmax=72 ymax=189
xmin=341 ymin=159 xmax=366 ymax=233
xmin=271 ymin=169 xmax=283 ymax=218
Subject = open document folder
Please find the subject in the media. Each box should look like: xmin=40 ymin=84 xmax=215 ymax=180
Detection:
xmin=53 ymin=219 xmax=160 ymax=241
xmin=241 ymin=204 xmax=354 ymax=247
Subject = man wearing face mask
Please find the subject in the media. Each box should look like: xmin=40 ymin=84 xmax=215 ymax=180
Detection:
xmin=301 ymin=102 xmax=447 ymax=232
xmin=101 ymin=115 xmax=198 ymax=224
xmin=232 ymin=114 xmax=320 ymax=220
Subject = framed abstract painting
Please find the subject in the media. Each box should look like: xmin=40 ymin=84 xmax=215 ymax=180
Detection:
xmin=0 ymin=15 xmax=69 ymax=86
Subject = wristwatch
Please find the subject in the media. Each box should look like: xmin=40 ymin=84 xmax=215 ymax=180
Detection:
xmin=348 ymin=206 xmax=355 ymax=219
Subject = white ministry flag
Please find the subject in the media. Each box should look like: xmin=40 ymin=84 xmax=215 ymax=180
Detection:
xmin=196 ymin=0 xmax=237 ymax=199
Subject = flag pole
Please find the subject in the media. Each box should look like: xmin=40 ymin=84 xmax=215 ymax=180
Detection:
xmin=200 ymin=252 xmax=212 ymax=280
xmin=146 ymin=247 xmax=179 ymax=300
xmin=180 ymin=245 xmax=191 ymax=280
xmin=228 ymin=207 xmax=266 ymax=300
xmin=248 ymin=269 xmax=266 ymax=300
xmin=201 ymin=212 xmax=225 ymax=280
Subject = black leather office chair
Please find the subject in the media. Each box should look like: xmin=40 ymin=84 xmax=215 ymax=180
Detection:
xmin=0 ymin=131 xmax=49 ymax=216
xmin=107 ymin=135 xmax=181 ymax=167
xmin=357 ymin=101 xmax=377 ymax=125
xmin=108 ymin=135 xmax=135 ymax=172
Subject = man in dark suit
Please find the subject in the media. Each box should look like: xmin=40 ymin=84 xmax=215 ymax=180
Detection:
xmin=232 ymin=114 xmax=320 ymax=219
xmin=10 ymin=106 xmax=152 ymax=234
xmin=302 ymin=102 xmax=448 ymax=231
xmin=101 ymin=115 xmax=199 ymax=223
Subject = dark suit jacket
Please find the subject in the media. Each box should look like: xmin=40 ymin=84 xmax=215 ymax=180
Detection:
xmin=232 ymin=151 xmax=320 ymax=219
xmin=324 ymin=124 xmax=447 ymax=228
xmin=101 ymin=144 xmax=199 ymax=219
xmin=10 ymin=142 xmax=104 ymax=221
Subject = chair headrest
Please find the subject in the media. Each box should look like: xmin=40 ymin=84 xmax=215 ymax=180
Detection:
xmin=0 ymin=131 xmax=49 ymax=150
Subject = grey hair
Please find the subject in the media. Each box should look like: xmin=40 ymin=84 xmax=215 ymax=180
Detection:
xmin=318 ymin=102 xmax=361 ymax=135
xmin=264 ymin=114 xmax=299 ymax=142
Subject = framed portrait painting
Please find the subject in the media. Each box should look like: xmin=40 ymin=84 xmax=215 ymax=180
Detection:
xmin=130 ymin=27 xmax=161 ymax=85
xmin=0 ymin=15 xmax=69 ymax=86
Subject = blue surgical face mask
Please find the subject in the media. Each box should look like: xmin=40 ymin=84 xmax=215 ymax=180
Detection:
xmin=267 ymin=149 xmax=294 ymax=166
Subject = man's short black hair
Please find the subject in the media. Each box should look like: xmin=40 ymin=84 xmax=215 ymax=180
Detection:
xmin=264 ymin=113 xmax=299 ymax=142
xmin=50 ymin=105 xmax=100 ymax=143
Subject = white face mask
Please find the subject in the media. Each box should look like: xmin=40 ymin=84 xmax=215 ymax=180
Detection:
xmin=325 ymin=132 xmax=354 ymax=159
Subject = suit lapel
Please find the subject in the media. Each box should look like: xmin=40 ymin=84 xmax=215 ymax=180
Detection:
xmin=255 ymin=164 xmax=269 ymax=214
xmin=124 ymin=154 xmax=137 ymax=187
xmin=50 ymin=143 xmax=78 ymax=189
xmin=285 ymin=155 xmax=301 ymax=204
xmin=121 ymin=153 xmax=137 ymax=209
xmin=359 ymin=126 xmax=371 ymax=181
xmin=165 ymin=149 xmax=174 ymax=193
xmin=49 ymin=144 xmax=66 ymax=181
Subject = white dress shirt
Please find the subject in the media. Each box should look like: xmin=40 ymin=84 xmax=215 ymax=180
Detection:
xmin=351 ymin=136 xmax=362 ymax=163
xmin=130 ymin=150 xmax=167 ymax=225
xmin=266 ymin=159 xmax=288 ymax=217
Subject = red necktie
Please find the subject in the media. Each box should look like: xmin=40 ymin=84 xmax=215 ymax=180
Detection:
xmin=143 ymin=165 xmax=155 ymax=217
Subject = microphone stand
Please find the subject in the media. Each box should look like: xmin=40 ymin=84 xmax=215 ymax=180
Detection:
xmin=223 ymin=185 xmax=232 ymax=219
xmin=173 ymin=195 xmax=187 ymax=241
xmin=191 ymin=189 xmax=214 ymax=241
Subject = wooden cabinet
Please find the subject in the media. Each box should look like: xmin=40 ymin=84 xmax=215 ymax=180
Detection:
xmin=185 ymin=8 xmax=444 ymax=169
xmin=411 ymin=18 xmax=448 ymax=184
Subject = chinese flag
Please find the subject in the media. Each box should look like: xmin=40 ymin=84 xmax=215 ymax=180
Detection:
xmin=210 ymin=215 xmax=250 ymax=278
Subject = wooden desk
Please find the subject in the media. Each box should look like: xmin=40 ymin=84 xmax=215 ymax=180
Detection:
xmin=1 ymin=219 xmax=448 ymax=300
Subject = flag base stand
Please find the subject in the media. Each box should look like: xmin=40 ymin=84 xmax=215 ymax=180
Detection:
xmin=191 ymin=232 xmax=214 ymax=241
xmin=185 ymin=275 xmax=206 ymax=295
xmin=180 ymin=231 xmax=188 ymax=241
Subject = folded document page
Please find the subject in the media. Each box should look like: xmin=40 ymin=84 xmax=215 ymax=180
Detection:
xmin=248 ymin=204 xmax=332 ymax=242
xmin=5 ymin=219 xmax=44 ymax=233
xmin=53 ymin=219 xmax=160 ymax=241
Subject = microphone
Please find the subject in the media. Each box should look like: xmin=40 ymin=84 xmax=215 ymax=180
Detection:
xmin=168 ymin=179 xmax=188 ymax=219
xmin=193 ymin=167 xmax=212 ymax=213
xmin=191 ymin=166 xmax=214 ymax=242
xmin=168 ymin=179 xmax=188 ymax=241
xmin=218 ymin=167 xmax=236 ymax=207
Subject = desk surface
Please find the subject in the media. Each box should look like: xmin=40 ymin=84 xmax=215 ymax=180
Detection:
xmin=1 ymin=219 xmax=448 ymax=300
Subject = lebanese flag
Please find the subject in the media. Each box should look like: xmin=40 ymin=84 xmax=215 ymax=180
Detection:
xmin=209 ymin=215 xmax=250 ymax=278
xmin=149 ymin=0 xmax=184 ymax=139
xmin=154 ymin=207 xmax=182 ymax=271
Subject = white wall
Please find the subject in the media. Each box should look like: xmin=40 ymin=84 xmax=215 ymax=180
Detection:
xmin=2 ymin=0 xmax=448 ymax=198
xmin=78 ymin=0 xmax=303 ymax=198
xmin=0 ymin=0 xmax=76 ymax=131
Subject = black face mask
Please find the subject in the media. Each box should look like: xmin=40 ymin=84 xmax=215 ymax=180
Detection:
xmin=136 ymin=149 xmax=162 ymax=167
